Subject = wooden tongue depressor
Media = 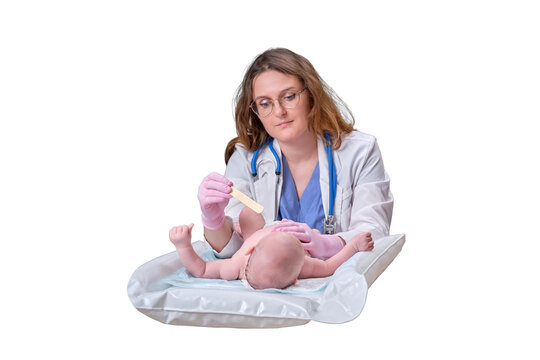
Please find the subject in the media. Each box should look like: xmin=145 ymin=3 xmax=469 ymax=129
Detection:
xmin=230 ymin=187 xmax=264 ymax=214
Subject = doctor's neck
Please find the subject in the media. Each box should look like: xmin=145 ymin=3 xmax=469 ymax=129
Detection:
xmin=276 ymin=133 xmax=318 ymax=165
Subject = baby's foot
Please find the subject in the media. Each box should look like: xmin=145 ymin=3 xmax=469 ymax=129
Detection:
xmin=169 ymin=224 xmax=194 ymax=248
xmin=350 ymin=232 xmax=374 ymax=252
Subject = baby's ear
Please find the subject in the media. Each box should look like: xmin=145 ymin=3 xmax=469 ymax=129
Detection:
xmin=244 ymin=245 xmax=256 ymax=256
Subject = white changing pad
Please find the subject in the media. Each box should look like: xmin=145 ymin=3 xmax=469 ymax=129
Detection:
xmin=127 ymin=234 xmax=405 ymax=328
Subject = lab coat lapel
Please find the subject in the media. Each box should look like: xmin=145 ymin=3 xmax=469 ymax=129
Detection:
xmin=317 ymin=136 xmax=330 ymax=217
xmin=271 ymin=140 xmax=283 ymax=220
xmin=252 ymin=140 xmax=283 ymax=222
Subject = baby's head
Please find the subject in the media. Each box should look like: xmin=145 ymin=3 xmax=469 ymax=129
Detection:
xmin=245 ymin=231 xmax=305 ymax=290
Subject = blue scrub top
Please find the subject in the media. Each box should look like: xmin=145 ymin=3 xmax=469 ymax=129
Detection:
xmin=277 ymin=156 xmax=326 ymax=233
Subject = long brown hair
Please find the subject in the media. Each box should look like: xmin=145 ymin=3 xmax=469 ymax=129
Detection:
xmin=225 ymin=48 xmax=355 ymax=163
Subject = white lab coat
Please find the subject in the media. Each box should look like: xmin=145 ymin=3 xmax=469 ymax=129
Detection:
xmin=217 ymin=130 xmax=393 ymax=258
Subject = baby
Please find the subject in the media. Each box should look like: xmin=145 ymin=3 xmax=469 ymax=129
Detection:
xmin=169 ymin=208 xmax=374 ymax=290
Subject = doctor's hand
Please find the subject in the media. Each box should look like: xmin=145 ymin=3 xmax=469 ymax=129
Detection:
xmin=197 ymin=172 xmax=233 ymax=230
xmin=272 ymin=220 xmax=344 ymax=259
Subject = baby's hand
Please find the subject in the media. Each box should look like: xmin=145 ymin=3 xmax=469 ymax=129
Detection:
xmin=350 ymin=232 xmax=374 ymax=252
xmin=169 ymin=224 xmax=194 ymax=248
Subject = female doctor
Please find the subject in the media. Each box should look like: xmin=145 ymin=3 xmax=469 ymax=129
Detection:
xmin=198 ymin=48 xmax=393 ymax=259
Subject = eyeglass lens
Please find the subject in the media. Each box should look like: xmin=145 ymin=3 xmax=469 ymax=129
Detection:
xmin=252 ymin=90 xmax=303 ymax=117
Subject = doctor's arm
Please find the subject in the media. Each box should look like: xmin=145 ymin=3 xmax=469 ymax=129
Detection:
xmin=204 ymin=147 xmax=255 ymax=258
xmin=338 ymin=138 xmax=393 ymax=242
xmin=197 ymin=172 xmax=235 ymax=253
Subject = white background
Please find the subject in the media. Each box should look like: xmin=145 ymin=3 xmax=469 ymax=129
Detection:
xmin=1 ymin=1 xmax=539 ymax=359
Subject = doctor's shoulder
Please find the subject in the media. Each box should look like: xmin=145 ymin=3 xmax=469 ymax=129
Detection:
xmin=338 ymin=130 xmax=389 ymax=186
xmin=337 ymin=130 xmax=378 ymax=158
xmin=224 ymin=142 xmax=254 ymax=176
xmin=224 ymin=142 xmax=250 ymax=163
xmin=337 ymin=130 xmax=387 ymax=176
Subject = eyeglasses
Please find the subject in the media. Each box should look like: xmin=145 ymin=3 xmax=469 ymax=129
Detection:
xmin=250 ymin=88 xmax=307 ymax=118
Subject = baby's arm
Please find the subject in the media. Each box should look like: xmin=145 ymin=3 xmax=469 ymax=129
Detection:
xmin=298 ymin=232 xmax=373 ymax=279
xmin=169 ymin=224 xmax=241 ymax=280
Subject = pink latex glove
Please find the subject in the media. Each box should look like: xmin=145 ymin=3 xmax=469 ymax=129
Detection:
xmin=197 ymin=172 xmax=233 ymax=230
xmin=272 ymin=220 xmax=344 ymax=259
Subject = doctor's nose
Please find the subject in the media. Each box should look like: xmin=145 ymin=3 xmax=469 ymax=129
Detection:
xmin=273 ymin=100 xmax=287 ymax=117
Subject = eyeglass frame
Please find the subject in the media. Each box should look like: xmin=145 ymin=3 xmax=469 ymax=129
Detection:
xmin=250 ymin=88 xmax=308 ymax=118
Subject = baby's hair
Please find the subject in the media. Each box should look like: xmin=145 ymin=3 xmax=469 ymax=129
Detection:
xmin=244 ymin=246 xmax=297 ymax=290
xmin=244 ymin=234 xmax=304 ymax=290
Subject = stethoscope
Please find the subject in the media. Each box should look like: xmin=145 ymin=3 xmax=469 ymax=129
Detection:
xmin=250 ymin=133 xmax=337 ymax=234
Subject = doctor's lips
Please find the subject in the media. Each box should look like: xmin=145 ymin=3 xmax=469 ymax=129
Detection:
xmin=276 ymin=120 xmax=293 ymax=127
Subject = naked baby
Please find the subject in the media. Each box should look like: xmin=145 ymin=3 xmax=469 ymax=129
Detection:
xmin=169 ymin=208 xmax=374 ymax=290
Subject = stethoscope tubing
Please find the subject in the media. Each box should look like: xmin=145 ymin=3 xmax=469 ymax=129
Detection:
xmin=325 ymin=132 xmax=336 ymax=217
xmin=251 ymin=133 xmax=337 ymax=217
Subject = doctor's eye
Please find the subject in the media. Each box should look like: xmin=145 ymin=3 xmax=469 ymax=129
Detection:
xmin=257 ymin=99 xmax=271 ymax=109
xmin=281 ymin=93 xmax=297 ymax=103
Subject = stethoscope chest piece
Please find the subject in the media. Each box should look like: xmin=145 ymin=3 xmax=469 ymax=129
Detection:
xmin=324 ymin=215 xmax=337 ymax=235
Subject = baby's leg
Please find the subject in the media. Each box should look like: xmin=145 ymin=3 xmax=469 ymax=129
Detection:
xmin=298 ymin=232 xmax=373 ymax=279
xmin=238 ymin=207 xmax=265 ymax=239
xmin=169 ymin=224 xmax=238 ymax=280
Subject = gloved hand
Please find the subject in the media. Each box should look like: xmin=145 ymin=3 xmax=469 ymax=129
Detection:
xmin=272 ymin=219 xmax=344 ymax=259
xmin=197 ymin=172 xmax=233 ymax=230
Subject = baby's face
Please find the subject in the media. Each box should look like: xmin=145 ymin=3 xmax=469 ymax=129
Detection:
xmin=245 ymin=232 xmax=305 ymax=289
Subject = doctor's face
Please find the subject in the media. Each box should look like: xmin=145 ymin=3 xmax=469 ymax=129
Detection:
xmin=252 ymin=70 xmax=312 ymax=144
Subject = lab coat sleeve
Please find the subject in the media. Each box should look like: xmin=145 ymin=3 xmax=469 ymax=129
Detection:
xmin=223 ymin=145 xmax=254 ymax=223
xmin=337 ymin=137 xmax=393 ymax=242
